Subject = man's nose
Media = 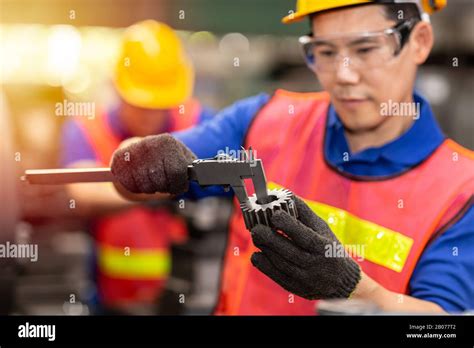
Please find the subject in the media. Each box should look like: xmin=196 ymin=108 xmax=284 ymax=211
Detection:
xmin=335 ymin=57 xmax=360 ymax=84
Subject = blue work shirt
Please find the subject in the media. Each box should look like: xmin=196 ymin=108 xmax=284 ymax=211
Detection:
xmin=173 ymin=92 xmax=474 ymax=313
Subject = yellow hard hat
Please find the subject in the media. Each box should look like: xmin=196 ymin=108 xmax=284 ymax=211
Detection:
xmin=282 ymin=0 xmax=447 ymax=24
xmin=114 ymin=20 xmax=194 ymax=109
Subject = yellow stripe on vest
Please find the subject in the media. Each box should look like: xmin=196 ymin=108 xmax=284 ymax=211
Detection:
xmin=98 ymin=245 xmax=171 ymax=279
xmin=268 ymin=182 xmax=413 ymax=273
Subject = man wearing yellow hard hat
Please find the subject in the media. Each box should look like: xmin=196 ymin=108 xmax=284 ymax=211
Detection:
xmin=60 ymin=20 xmax=215 ymax=313
xmin=111 ymin=1 xmax=474 ymax=314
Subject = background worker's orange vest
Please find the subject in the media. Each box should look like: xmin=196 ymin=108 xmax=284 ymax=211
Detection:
xmin=215 ymin=90 xmax=474 ymax=315
xmin=76 ymin=99 xmax=202 ymax=306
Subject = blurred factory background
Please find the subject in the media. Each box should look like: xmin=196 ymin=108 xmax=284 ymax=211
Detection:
xmin=1 ymin=0 xmax=473 ymax=315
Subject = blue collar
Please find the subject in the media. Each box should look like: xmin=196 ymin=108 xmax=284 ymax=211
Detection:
xmin=324 ymin=92 xmax=446 ymax=177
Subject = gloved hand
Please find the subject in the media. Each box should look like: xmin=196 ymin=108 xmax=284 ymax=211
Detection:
xmin=111 ymin=133 xmax=197 ymax=195
xmin=250 ymin=196 xmax=361 ymax=300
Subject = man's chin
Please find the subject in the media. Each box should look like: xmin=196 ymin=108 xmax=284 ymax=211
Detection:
xmin=338 ymin=115 xmax=386 ymax=134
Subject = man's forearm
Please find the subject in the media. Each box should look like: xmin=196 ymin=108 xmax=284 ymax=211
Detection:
xmin=66 ymin=182 xmax=136 ymax=217
xmin=351 ymin=272 xmax=446 ymax=313
xmin=65 ymin=160 xmax=137 ymax=216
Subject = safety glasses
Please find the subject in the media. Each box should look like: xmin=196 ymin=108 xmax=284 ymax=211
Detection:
xmin=299 ymin=19 xmax=419 ymax=72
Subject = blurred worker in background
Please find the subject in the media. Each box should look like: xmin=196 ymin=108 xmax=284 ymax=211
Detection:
xmin=60 ymin=20 xmax=215 ymax=314
xmin=110 ymin=0 xmax=474 ymax=315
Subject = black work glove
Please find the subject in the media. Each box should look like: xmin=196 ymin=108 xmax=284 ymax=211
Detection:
xmin=111 ymin=134 xmax=196 ymax=195
xmin=250 ymin=196 xmax=361 ymax=300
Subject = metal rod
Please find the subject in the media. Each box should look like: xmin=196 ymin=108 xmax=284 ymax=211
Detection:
xmin=22 ymin=168 xmax=114 ymax=185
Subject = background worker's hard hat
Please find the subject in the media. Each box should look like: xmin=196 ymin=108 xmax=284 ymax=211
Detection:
xmin=282 ymin=0 xmax=447 ymax=24
xmin=114 ymin=20 xmax=194 ymax=109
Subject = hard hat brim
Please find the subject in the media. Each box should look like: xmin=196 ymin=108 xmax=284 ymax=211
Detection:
xmin=282 ymin=0 xmax=373 ymax=24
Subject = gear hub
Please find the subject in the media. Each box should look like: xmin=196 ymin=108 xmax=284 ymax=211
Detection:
xmin=241 ymin=188 xmax=298 ymax=230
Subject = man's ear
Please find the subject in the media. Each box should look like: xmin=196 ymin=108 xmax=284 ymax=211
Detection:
xmin=409 ymin=21 xmax=434 ymax=65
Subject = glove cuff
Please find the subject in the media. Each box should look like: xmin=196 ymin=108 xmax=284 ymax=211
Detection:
xmin=331 ymin=259 xmax=362 ymax=299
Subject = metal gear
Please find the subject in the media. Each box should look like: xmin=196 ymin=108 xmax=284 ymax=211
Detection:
xmin=240 ymin=188 xmax=298 ymax=230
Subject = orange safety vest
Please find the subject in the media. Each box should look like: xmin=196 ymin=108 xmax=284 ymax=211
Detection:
xmin=76 ymin=99 xmax=202 ymax=306
xmin=215 ymin=89 xmax=474 ymax=315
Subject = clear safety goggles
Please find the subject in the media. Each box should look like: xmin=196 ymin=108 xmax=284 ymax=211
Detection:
xmin=299 ymin=19 xmax=419 ymax=73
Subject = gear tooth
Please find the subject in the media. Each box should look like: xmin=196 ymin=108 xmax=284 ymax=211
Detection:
xmin=254 ymin=215 xmax=259 ymax=228
xmin=247 ymin=212 xmax=256 ymax=229
xmin=257 ymin=210 xmax=264 ymax=226
xmin=256 ymin=209 xmax=266 ymax=227
xmin=265 ymin=209 xmax=273 ymax=227
xmin=241 ymin=188 xmax=298 ymax=230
